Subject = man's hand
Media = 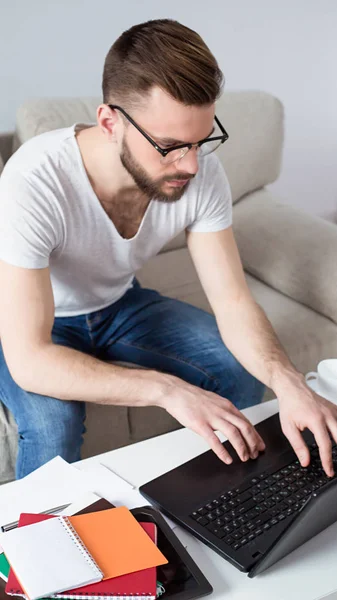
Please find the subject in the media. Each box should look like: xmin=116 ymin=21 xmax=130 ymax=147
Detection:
xmin=278 ymin=382 xmax=337 ymax=477
xmin=156 ymin=374 xmax=265 ymax=464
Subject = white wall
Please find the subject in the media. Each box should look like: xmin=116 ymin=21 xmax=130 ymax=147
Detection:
xmin=1 ymin=0 xmax=336 ymax=219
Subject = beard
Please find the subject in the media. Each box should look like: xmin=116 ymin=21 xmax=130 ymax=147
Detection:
xmin=120 ymin=137 xmax=194 ymax=203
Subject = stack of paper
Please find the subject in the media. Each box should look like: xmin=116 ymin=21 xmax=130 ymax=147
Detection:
xmin=0 ymin=507 xmax=168 ymax=600
xmin=0 ymin=457 xmax=100 ymax=531
xmin=0 ymin=552 xmax=9 ymax=581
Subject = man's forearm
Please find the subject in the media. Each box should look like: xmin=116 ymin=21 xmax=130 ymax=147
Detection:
xmin=14 ymin=342 xmax=165 ymax=407
xmin=216 ymin=298 xmax=305 ymax=393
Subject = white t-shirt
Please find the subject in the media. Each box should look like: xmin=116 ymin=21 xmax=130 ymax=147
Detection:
xmin=0 ymin=124 xmax=232 ymax=317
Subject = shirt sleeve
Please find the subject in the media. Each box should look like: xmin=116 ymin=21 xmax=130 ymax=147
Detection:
xmin=0 ymin=169 xmax=60 ymax=269
xmin=186 ymin=154 xmax=233 ymax=233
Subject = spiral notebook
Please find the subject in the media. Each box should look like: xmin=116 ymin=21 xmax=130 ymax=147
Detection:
xmin=66 ymin=507 xmax=167 ymax=580
xmin=0 ymin=517 xmax=103 ymax=600
xmin=6 ymin=513 xmax=157 ymax=600
xmin=0 ymin=500 xmax=114 ymax=586
xmin=54 ymin=521 xmax=157 ymax=600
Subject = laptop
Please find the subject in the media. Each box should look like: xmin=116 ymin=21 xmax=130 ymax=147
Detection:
xmin=139 ymin=412 xmax=337 ymax=577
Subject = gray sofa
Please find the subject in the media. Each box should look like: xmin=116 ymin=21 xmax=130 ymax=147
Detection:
xmin=1 ymin=90 xmax=336 ymax=484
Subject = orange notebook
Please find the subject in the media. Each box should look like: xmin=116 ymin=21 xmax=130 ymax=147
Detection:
xmin=68 ymin=507 xmax=167 ymax=580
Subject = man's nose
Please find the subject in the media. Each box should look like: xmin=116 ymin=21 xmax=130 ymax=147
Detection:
xmin=175 ymin=147 xmax=199 ymax=176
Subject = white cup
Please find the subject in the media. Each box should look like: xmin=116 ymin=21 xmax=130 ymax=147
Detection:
xmin=305 ymin=359 xmax=337 ymax=404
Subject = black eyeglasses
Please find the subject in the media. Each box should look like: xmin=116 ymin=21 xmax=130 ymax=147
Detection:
xmin=108 ymin=104 xmax=229 ymax=165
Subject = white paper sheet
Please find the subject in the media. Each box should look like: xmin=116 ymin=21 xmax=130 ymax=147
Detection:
xmin=0 ymin=456 xmax=99 ymax=530
xmin=0 ymin=456 xmax=177 ymax=539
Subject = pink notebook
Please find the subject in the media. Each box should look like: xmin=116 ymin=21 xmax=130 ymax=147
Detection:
xmin=6 ymin=513 xmax=157 ymax=599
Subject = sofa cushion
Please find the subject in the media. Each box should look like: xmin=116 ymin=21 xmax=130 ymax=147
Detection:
xmin=13 ymin=98 xmax=99 ymax=152
xmin=81 ymin=403 xmax=131 ymax=459
xmin=137 ymin=245 xmax=212 ymax=312
xmin=160 ymin=230 xmax=187 ymax=254
xmin=128 ymin=405 xmax=182 ymax=443
xmin=0 ymin=402 xmax=17 ymax=483
xmin=245 ymin=273 xmax=337 ymax=377
xmin=233 ymin=189 xmax=337 ymax=325
xmin=215 ymin=91 xmax=283 ymax=204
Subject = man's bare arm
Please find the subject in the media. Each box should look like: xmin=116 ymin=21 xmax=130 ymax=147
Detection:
xmin=186 ymin=227 xmax=295 ymax=387
xmin=187 ymin=226 xmax=337 ymax=476
xmin=0 ymin=259 xmax=265 ymax=463
xmin=0 ymin=260 xmax=163 ymax=406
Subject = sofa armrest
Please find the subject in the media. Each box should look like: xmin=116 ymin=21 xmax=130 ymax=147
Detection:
xmin=0 ymin=132 xmax=15 ymax=168
xmin=233 ymin=189 xmax=337 ymax=325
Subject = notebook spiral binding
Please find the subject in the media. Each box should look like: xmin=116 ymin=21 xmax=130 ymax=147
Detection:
xmin=7 ymin=592 xmax=155 ymax=600
xmin=55 ymin=596 xmax=155 ymax=599
xmin=58 ymin=517 xmax=103 ymax=581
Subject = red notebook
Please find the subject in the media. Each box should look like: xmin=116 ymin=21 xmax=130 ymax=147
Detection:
xmin=6 ymin=513 xmax=157 ymax=600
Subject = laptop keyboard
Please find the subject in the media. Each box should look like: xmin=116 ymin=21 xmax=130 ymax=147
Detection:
xmin=190 ymin=441 xmax=337 ymax=551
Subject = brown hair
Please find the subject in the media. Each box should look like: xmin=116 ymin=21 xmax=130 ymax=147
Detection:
xmin=102 ymin=19 xmax=224 ymax=109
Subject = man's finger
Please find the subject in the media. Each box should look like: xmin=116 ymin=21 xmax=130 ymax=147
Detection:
xmin=327 ymin=419 xmax=337 ymax=448
xmin=313 ymin=424 xmax=333 ymax=477
xmin=200 ymin=426 xmax=234 ymax=464
xmin=224 ymin=403 xmax=266 ymax=452
xmin=283 ymin=423 xmax=310 ymax=467
xmin=218 ymin=421 xmax=251 ymax=462
xmin=224 ymin=411 xmax=265 ymax=458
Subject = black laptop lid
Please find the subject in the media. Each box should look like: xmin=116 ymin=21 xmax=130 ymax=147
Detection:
xmin=248 ymin=476 xmax=337 ymax=578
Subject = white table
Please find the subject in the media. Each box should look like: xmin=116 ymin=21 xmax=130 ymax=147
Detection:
xmin=79 ymin=399 xmax=337 ymax=600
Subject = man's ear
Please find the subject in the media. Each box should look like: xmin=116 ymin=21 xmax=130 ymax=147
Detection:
xmin=97 ymin=104 xmax=120 ymax=142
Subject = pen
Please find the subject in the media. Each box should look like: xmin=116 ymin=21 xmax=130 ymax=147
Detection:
xmin=1 ymin=503 xmax=71 ymax=533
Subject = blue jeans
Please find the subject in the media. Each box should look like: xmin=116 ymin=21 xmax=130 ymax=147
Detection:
xmin=0 ymin=281 xmax=265 ymax=479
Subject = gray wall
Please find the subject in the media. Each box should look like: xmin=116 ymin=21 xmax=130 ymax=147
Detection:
xmin=1 ymin=0 xmax=336 ymax=219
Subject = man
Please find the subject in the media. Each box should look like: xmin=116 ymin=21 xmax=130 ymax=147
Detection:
xmin=0 ymin=19 xmax=336 ymax=480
